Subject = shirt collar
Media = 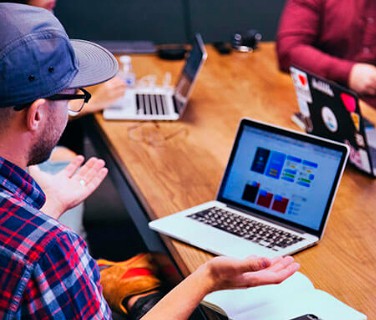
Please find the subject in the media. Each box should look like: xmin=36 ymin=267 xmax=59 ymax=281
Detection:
xmin=0 ymin=157 xmax=46 ymax=209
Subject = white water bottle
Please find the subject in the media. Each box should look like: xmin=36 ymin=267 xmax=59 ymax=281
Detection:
xmin=119 ymin=55 xmax=136 ymax=87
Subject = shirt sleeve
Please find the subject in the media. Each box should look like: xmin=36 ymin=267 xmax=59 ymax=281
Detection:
xmin=21 ymin=231 xmax=112 ymax=319
xmin=276 ymin=0 xmax=354 ymax=84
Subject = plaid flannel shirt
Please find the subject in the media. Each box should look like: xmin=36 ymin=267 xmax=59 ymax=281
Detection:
xmin=0 ymin=157 xmax=112 ymax=319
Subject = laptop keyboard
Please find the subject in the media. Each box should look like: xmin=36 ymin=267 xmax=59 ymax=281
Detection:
xmin=188 ymin=207 xmax=305 ymax=251
xmin=136 ymin=93 xmax=170 ymax=115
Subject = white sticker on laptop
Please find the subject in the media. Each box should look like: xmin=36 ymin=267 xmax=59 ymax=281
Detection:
xmin=355 ymin=133 xmax=365 ymax=147
xmin=297 ymin=98 xmax=310 ymax=117
xmin=321 ymin=106 xmax=338 ymax=132
xmin=347 ymin=141 xmax=371 ymax=173
xmin=290 ymin=67 xmax=312 ymax=103
xmin=359 ymin=148 xmax=371 ymax=173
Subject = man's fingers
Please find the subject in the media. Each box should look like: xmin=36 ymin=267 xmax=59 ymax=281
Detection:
xmin=75 ymin=157 xmax=106 ymax=180
xmin=241 ymin=255 xmax=294 ymax=274
xmin=241 ymin=256 xmax=272 ymax=272
xmin=245 ymin=259 xmax=300 ymax=287
xmin=268 ymin=256 xmax=295 ymax=272
xmin=62 ymin=155 xmax=85 ymax=178
xmin=77 ymin=168 xmax=108 ymax=203
xmin=84 ymin=168 xmax=108 ymax=192
xmin=82 ymin=159 xmax=106 ymax=183
xmin=75 ymin=158 xmax=107 ymax=192
xmin=269 ymin=261 xmax=300 ymax=284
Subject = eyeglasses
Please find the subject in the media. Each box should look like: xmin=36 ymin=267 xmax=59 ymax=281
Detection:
xmin=46 ymin=87 xmax=91 ymax=116
xmin=14 ymin=87 xmax=91 ymax=116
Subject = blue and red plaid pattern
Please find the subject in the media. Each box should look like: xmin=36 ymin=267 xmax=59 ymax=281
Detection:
xmin=0 ymin=157 xmax=112 ymax=319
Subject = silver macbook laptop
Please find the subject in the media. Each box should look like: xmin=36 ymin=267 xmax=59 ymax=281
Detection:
xmin=149 ymin=118 xmax=349 ymax=259
xmin=290 ymin=65 xmax=376 ymax=177
xmin=103 ymin=33 xmax=207 ymax=121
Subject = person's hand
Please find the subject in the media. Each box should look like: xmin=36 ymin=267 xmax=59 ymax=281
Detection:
xmin=203 ymin=255 xmax=300 ymax=292
xmin=349 ymin=63 xmax=376 ymax=95
xmin=29 ymin=156 xmax=108 ymax=219
xmin=140 ymin=255 xmax=299 ymax=320
xmin=79 ymin=76 xmax=126 ymax=115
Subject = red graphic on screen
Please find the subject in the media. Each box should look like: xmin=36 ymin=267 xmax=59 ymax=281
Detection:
xmin=271 ymin=196 xmax=289 ymax=214
xmin=340 ymin=92 xmax=356 ymax=112
xmin=257 ymin=190 xmax=273 ymax=208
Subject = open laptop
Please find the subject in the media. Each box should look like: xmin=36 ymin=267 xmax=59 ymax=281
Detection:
xmin=149 ymin=118 xmax=349 ymax=259
xmin=290 ymin=65 xmax=376 ymax=177
xmin=103 ymin=33 xmax=207 ymax=121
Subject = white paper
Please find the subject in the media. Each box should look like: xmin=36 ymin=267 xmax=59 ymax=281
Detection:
xmin=202 ymin=272 xmax=367 ymax=320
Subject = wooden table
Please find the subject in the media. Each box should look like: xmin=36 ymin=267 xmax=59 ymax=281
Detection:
xmin=88 ymin=42 xmax=376 ymax=318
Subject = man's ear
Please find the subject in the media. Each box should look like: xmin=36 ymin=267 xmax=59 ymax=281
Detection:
xmin=25 ymin=99 xmax=48 ymax=131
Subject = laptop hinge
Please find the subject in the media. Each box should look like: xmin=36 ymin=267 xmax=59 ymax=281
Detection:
xmin=226 ymin=204 xmax=305 ymax=234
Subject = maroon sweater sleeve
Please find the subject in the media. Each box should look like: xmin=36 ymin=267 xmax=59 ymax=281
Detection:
xmin=276 ymin=0 xmax=354 ymax=85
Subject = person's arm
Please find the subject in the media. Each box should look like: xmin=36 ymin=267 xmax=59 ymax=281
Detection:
xmin=142 ymin=255 xmax=299 ymax=320
xmin=28 ymin=156 xmax=108 ymax=219
xmin=276 ymin=0 xmax=354 ymax=84
xmin=70 ymin=76 xmax=126 ymax=117
xmin=277 ymin=0 xmax=376 ymax=96
xmin=348 ymin=63 xmax=376 ymax=96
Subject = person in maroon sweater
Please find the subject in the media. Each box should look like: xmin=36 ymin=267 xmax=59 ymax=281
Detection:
xmin=276 ymin=0 xmax=376 ymax=106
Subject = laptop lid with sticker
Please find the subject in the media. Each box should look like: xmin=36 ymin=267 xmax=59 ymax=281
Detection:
xmin=290 ymin=66 xmax=375 ymax=176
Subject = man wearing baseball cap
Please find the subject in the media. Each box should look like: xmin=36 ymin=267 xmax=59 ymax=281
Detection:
xmin=0 ymin=2 xmax=118 ymax=318
xmin=0 ymin=3 xmax=299 ymax=319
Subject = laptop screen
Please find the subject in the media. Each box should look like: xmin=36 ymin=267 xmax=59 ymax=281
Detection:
xmin=174 ymin=33 xmax=207 ymax=114
xmin=217 ymin=119 xmax=349 ymax=236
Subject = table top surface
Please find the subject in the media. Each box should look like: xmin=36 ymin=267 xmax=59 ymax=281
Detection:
xmin=94 ymin=42 xmax=376 ymax=318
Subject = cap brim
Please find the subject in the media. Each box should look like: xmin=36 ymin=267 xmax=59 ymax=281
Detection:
xmin=69 ymin=39 xmax=118 ymax=88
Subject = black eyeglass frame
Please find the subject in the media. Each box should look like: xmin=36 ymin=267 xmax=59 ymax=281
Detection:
xmin=14 ymin=87 xmax=91 ymax=114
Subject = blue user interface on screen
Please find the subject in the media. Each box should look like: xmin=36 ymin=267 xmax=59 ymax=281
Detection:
xmin=221 ymin=126 xmax=343 ymax=231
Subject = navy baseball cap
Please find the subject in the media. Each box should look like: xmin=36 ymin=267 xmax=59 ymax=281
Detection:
xmin=0 ymin=3 xmax=118 ymax=108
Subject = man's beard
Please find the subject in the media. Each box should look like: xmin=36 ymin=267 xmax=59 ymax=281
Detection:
xmin=27 ymin=108 xmax=66 ymax=166
xmin=28 ymin=136 xmax=59 ymax=165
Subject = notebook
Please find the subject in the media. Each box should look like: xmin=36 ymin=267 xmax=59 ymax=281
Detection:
xmin=202 ymin=272 xmax=367 ymax=320
xmin=103 ymin=33 xmax=207 ymax=121
xmin=149 ymin=118 xmax=349 ymax=259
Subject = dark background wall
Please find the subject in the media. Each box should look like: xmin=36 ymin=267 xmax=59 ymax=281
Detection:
xmin=55 ymin=0 xmax=187 ymax=43
xmin=188 ymin=0 xmax=286 ymax=43
xmin=55 ymin=0 xmax=286 ymax=44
